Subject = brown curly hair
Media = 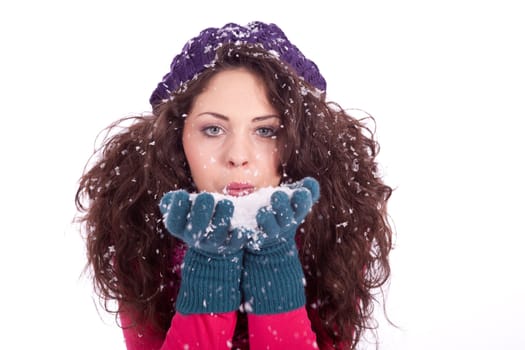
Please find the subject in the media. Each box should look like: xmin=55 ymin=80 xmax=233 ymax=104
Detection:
xmin=75 ymin=44 xmax=393 ymax=349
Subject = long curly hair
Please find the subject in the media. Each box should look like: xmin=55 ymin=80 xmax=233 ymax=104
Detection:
xmin=75 ymin=44 xmax=393 ymax=349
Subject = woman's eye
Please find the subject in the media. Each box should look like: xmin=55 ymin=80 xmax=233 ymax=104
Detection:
xmin=202 ymin=126 xmax=224 ymax=136
xmin=256 ymin=127 xmax=276 ymax=138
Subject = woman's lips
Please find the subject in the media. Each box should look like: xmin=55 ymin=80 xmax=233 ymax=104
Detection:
xmin=225 ymin=182 xmax=255 ymax=197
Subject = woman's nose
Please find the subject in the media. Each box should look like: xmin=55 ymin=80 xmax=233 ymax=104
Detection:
xmin=228 ymin=158 xmax=248 ymax=168
xmin=226 ymin=135 xmax=250 ymax=168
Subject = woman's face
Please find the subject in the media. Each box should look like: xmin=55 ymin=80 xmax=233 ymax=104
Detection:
xmin=182 ymin=68 xmax=282 ymax=196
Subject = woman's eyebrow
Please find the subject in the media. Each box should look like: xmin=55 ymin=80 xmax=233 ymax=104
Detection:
xmin=196 ymin=112 xmax=229 ymax=121
xmin=196 ymin=112 xmax=280 ymax=122
xmin=252 ymin=114 xmax=280 ymax=122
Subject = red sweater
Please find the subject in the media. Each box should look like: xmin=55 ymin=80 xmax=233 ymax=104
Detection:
xmin=119 ymin=242 xmax=340 ymax=349
xmin=121 ymin=307 xmax=327 ymax=349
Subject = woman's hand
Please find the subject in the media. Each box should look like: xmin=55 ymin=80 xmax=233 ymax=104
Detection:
xmin=159 ymin=190 xmax=247 ymax=314
xmin=160 ymin=190 xmax=246 ymax=256
xmin=242 ymin=177 xmax=320 ymax=314
xmin=247 ymin=177 xmax=320 ymax=251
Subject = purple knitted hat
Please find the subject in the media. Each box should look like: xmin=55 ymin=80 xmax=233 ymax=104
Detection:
xmin=149 ymin=21 xmax=326 ymax=108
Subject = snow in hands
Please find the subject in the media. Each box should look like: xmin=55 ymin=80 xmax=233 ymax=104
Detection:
xmin=189 ymin=185 xmax=296 ymax=231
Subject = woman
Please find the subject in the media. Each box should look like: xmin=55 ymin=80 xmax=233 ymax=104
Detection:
xmin=76 ymin=21 xmax=393 ymax=349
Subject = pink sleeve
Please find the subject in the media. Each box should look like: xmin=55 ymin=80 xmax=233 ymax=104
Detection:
xmin=160 ymin=312 xmax=238 ymax=350
xmin=121 ymin=311 xmax=238 ymax=350
xmin=247 ymin=307 xmax=319 ymax=349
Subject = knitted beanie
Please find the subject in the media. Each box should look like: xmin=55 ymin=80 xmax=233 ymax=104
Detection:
xmin=149 ymin=21 xmax=326 ymax=108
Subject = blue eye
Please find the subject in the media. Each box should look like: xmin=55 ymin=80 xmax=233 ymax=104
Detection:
xmin=256 ymin=127 xmax=276 ymax=138
xmin=202 ymin=126 xmax=224 ymax=136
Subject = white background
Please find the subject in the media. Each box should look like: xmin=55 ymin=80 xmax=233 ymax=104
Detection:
xmin=1 ymin=1 xmax=524 ymax=349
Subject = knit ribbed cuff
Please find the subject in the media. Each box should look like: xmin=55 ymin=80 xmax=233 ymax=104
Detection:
xmin=176 ymin=248 xmax=243 ymax=314
xmin=241 ymin=242 xmax=306 ymax=314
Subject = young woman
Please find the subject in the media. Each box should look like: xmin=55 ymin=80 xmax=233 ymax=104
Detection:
xmin=76 ymin=21 xmax=393 ymax=349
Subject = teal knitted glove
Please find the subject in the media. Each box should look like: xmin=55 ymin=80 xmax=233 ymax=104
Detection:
xmin=159 ymin=190 xmax=246 ymax=314
xmin=241 ymin=177 xmax=320 ymax=314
